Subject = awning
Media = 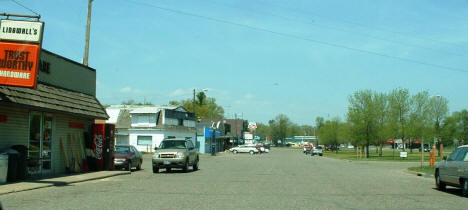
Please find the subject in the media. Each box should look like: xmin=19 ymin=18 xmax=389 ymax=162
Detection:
xmin=0 ymin=83 xmax=108 ymax=119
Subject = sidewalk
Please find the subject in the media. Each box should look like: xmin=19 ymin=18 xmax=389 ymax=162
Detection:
xmin=0 ymin=171 xmax=130 ymax=195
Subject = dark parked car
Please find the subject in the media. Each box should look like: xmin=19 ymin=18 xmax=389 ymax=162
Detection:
xmin=325 ymin=145 xmax=339 ymax=151
xmin=114 ymin=145 xmax=143 ymax=171
xmin=435 ymin=145 xmax=468 ymax=197
xmin=419 ymin=144 xmax=431 ymax=152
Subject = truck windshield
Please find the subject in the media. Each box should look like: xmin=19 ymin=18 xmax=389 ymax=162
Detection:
xmin=159 ymin=140 xmax=186 ymax=149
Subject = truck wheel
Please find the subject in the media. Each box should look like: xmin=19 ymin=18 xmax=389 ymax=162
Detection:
xmin=463 ymin=179 xmax=468 ymax=197
xmin=250 ymin=150 xmax=254 ymax=155
xmin=182 ymin=160 xmax=189 ymax=172
xmin=153 ymin=166 xmax=159 ymax=173
xmin=233 ymin=150 xmax=238 ymax=154
xmin=193 ymin=158 xmax=199 ymax=171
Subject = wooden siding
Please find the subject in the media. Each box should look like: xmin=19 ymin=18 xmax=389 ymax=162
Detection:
xmin=0 ymin=105 xmax=29 ymax=150
xmin=53 ymin=113 xmax=92 ymax=175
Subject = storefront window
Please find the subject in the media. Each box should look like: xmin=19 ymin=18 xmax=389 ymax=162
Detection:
xmin=28 ymin=113 xmax=53 ymax=175
xmin=29 ymin=114 xmax=41 ymax=141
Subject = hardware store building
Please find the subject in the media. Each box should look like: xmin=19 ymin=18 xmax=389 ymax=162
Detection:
xmin=0 ymin=49 xmax=108 ymax=177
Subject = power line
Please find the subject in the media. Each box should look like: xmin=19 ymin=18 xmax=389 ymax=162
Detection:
xmin=206 ymin=0 xmax=465 ymax=57
xmin=10 ymin=0 xmax=40 ymax=17
xmin=257 ymin=0 xmax=467 ymax=50
xmin=125 ymin=0 xmax=467 ymax=73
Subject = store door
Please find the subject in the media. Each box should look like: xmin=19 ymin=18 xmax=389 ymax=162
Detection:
xmin=29 ymin=113 xmax=53 ymax=176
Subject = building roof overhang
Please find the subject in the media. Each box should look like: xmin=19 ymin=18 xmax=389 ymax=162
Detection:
xmin=0 ymin=83 xmax=108 ymax=119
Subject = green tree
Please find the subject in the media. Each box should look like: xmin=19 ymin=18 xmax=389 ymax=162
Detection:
xmin=196 ymin=92 xmax=206 ymax=105
xmin=255 ymin=122 xmax=271 ymax=142
xmin=440 ymin=109 xmax=468 ymax=147
xmin=347 ymin=90 xmax=377 ymax=158
xmin=319 ymin=117 xmax=343 ymax=153
xmin=388 ymin=88 xmax=411 ymax=150
xmin=269 ymin=114 xmax=291 ymax=145
xmin=315 ymin=116 xmax=325 ymax=144
xmin=407 ymin=91 xmax=432 ymax=153
xmin=430 ymin=95 xmax=449 ymax=147
xmin=373 ymin=92 xmax=390 ymax=156
xmin=171 ymin=97 xmax=224 ymax=120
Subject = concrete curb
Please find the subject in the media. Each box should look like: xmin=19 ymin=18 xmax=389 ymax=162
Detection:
xmin=0 ymin=171 xmax=130 ymax=195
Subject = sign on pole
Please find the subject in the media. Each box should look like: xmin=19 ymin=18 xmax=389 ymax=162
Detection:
xmin=0 ymin=19 xmax=44 ymax=88
xmin=248 ymin=122 xmax=257 ymax=131
xmin=0 ymin=42 xmax=40 ymax=87
xmin=0 ymin=20 xmax=44 ymax=43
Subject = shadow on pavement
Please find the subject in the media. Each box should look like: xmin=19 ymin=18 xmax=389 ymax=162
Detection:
xmin=433 ymin=187 xmax=464 ymax=197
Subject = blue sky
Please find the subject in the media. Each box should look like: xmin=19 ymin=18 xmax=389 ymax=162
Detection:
xmin=2 ymin=0 xmax=468 ymax=125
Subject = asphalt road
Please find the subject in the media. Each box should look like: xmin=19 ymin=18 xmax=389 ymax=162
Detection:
xmin=2 ymin=148 xmax=468 ymax=209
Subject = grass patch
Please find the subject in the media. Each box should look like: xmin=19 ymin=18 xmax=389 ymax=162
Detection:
xmin=408 ymin=165 xmax=435 ymax=174
xmin=323 ymin=148 xmax=451 ymax=162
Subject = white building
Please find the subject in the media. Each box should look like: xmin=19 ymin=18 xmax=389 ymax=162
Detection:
xmin=106 ymin=105 xmax=196 ymax=152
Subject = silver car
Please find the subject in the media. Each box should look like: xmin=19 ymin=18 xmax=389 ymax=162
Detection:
xmin=435 ymin=145 xmax=468 ymax=197
xmin=229 ymin=144 xmax=259 ymax=155
xmin=152 ymin=138 xmax=199 ymax=173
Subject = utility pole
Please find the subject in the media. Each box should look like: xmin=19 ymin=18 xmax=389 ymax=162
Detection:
xmin=234 ymin=113 xmax=237 ymax=147
xmin=193 ymin=89 xmax=196 ymax=118
xmin=83 ymin=0 xmax=93 ymax=66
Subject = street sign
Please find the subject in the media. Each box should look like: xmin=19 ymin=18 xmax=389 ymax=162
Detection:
xmin=248 ymin=122 xmax=257 ymax=130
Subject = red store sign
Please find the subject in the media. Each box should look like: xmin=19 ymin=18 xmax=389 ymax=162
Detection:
xmin=69 ymin=122 xmax=85 ymax=129
xmin=0 ymin=114 xmax=7 ymax=122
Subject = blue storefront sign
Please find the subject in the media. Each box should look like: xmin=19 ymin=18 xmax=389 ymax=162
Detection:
xmin=204 ymin=128 xmax=220 ymax=138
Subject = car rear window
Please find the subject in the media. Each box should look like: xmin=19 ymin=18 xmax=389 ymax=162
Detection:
xmin=115 ymin=146 xmax=130 ymax=154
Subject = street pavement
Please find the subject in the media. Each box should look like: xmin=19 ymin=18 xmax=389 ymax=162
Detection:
xmin=1 ymin=148 xmax=468 ymax=209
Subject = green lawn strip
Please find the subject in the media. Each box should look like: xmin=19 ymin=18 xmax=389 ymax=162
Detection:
xmin=323 ymin=149 xmax=452 ymax=162
xmin=408 ymin=166 xmax=435 ymax=175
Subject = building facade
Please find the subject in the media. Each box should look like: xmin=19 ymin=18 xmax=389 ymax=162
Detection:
xmin=0 ymin=49 xmax=108 ymax=177
xmin=106 ymin=105 xmax=196 ymax=152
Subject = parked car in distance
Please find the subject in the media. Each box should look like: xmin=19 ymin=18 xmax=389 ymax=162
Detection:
xmin=152 ymin=138 xmax=199 ymax=173
xmin=325 ymin=145 xmax=339 ymax=151
xmin=114 ymin=145 xmax=143 ymax=171
xmin=435 ymin=145 xmax=468 ymax=197
xmin=256 ymin=144 xmax=265 ymax=153
xmin=312 ymin=146 xmax=323 ymax=156
xmin=419 ymin=144 xmax=431 ymax=152
xmin=303 ymin=144 xmax=312 ymax=155
xmin=229 ymin=144 xmax=259 ymax=155
xmin=263 ymin=143 xmax=271 ymax=153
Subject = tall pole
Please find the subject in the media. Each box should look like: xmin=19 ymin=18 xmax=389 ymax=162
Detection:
xmin=234 ymin=113 xmax=237 ymax=147
xmin=193 ymin=89 xmax=196 ymax=117
xmin=83 ymin=0 xmax=93 ymax=66
xmin=421 ymin=139 xmax=424 ymax=168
